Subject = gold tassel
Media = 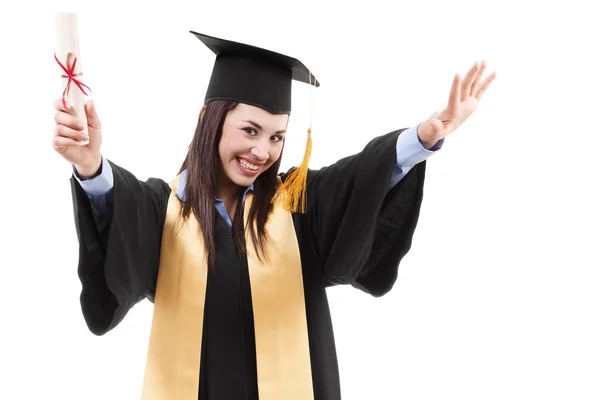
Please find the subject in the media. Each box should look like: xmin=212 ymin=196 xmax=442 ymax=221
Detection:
xmin=278 ymin=128 xmax=312 ymax=213
xmin=277 ymin=69 xmax=316 ymax=214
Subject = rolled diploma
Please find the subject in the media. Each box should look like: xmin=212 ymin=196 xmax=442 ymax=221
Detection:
xmin=55 ymin=12 xmax=89 ymax=145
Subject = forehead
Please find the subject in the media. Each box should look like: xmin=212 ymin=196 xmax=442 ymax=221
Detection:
xmin=227 ymin=103 xmax=289 ymax=129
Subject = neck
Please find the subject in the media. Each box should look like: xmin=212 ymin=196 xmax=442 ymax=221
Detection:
xmin=216 ymin=167 xmax=244 ymax=218
xmin=216 ymin=182 xmax=242 ymax=204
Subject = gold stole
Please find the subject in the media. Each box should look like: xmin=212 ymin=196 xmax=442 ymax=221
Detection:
xmin=140 ymin=175 xmax=314 ymax=399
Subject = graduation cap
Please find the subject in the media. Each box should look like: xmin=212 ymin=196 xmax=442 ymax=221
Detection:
xmin=191 ymin=30 xmax=319 ymax=213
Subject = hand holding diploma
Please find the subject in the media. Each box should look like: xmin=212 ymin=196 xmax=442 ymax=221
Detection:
xmin=53 ymin=12 xmax=102 ymax=177
xmin=54 ymin=12 xmax=91 ymax=145
xmin=52 ymin=99 xmax=103 ymax=178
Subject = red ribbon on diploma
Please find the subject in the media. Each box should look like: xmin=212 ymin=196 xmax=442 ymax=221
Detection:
xmin=54 ymin=51 xmax=92 ymax=110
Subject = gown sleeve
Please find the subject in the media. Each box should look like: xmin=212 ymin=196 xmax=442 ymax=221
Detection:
xmin=288 ymin=128 xmax=427 ymax=297
xmin=70 ymin=160 xmax=171 ymax=335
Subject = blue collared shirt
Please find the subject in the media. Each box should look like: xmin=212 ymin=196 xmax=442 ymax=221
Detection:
xmin=175 ymin=169 xmax=255 ymax=227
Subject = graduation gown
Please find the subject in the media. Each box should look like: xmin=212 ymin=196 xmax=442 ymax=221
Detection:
xmin=70 ymin=128 xmax=427 ymax=399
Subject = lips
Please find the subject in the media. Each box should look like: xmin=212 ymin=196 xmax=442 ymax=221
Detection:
xmin=236 ymin=157 xmax=262 ymax=176
xmin=237 ymin=157 xmax=261 ymax=170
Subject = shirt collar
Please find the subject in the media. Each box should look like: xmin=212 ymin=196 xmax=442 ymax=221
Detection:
xmin=175 ymin=169 xmax=254 ymax=203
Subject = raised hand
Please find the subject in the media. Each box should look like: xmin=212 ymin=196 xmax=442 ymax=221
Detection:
xmin=418 ymin=60 xmax=497 ymax=148
xmin=53 ymin=99 xmax=103 ymax=177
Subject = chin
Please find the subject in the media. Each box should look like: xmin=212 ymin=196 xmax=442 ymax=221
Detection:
xmin=226 ymin=166 xmax=260 ymax=188
xmin=231 ymin=175 xmax=258 ymax=187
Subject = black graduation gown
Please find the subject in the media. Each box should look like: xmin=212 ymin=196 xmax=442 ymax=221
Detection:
xmin=70 ymin=128 xmax=427 ymax=399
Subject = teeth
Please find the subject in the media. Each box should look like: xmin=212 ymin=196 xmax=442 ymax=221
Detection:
xmin=238 ymin=158 xmax=259 ymax=171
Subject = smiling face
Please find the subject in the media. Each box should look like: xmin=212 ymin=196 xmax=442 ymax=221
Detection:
xmin=217 ymin=103 xmax=289 ymax=193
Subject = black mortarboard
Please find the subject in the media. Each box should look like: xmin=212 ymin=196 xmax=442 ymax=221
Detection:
xmin=190 ymin=30 xmax=319 ymax=114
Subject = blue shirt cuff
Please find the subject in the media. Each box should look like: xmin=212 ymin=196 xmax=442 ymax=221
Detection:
xmin=396 ymin=123 xmax=444 ymax=168
xmin=72 ymin=156 xmax=114 ymax=196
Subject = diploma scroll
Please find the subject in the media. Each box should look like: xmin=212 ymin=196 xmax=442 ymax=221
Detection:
xmin=55 ymin=12 xmax=91 ymax=145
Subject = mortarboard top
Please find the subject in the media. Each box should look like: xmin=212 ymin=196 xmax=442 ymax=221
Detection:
xmin=190 ymin=30 xmax=319 ymax=115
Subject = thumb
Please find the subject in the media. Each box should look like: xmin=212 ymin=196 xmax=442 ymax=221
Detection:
xmin=85 ymin=100 xmax=102 ymax=130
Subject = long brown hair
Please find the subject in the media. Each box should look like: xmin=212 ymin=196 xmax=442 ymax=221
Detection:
xmin=178 ymin=100 xmax=283 ymax=270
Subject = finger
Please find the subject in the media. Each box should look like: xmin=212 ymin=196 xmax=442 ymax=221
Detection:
xmin=475 ymin=71 xmax=497 ymax=99
xmin=53 ymin=135 xmax=83 ymax=153
xmin=461 ymin=61 xmax=481 ymax=102
xmin=54 ymin=124 xmax=89 ymax=142
xmin=448 ymin=73 xmax=461 ymax=116
xmin=54 ymin=110 xmax=87 ymax=131
xmin=471 ymin=60 xmax=487 ymax=97
xmin=53 ymin=98 xmax=70 ymax=112
xmin=85 ymin=100 xmax=101 ymax=129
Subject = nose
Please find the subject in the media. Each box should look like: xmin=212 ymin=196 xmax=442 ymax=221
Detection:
xmin=250 ymin=141 xmax=270 ymax=162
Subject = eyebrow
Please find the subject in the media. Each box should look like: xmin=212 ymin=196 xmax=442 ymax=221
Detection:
xmin=243 ymin=119 xmax=287 ymax=135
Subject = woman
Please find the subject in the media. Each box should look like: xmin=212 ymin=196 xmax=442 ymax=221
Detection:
xmin=52 ymin=31 xmax=496 ymax=400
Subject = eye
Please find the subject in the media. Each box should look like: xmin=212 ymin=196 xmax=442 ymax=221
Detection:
xmin=271 ymin=135 xmax=284 ymax=142
xmin=243 ymin=127 xmax=258 ymax=136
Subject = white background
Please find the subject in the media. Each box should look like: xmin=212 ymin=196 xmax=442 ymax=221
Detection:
xmin=1 ymin=0 xmax=599 ymax=399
